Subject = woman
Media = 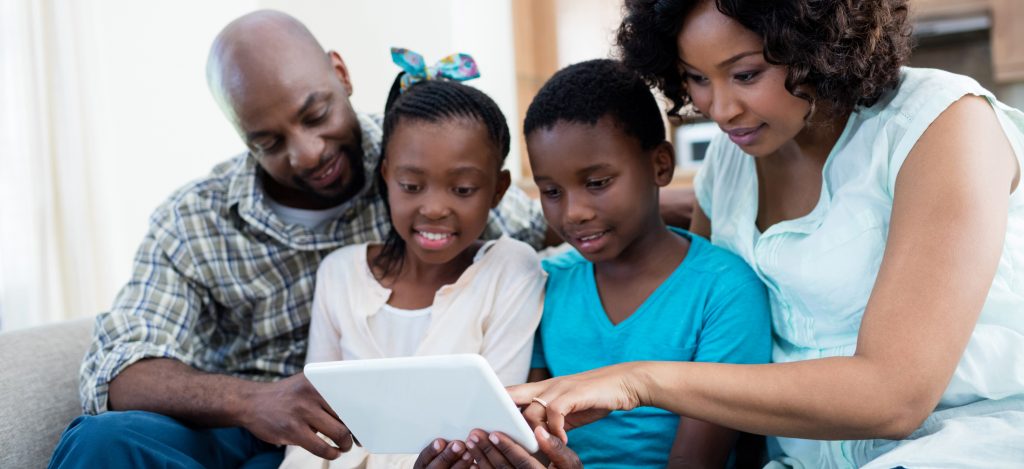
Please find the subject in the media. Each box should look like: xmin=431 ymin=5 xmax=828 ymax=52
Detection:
xmin=483 ymin=0 xmax=1024 ymax=467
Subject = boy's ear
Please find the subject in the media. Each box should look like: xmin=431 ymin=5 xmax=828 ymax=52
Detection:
xmin=492 ymin=169 xmax=512 ymax=208
xmin=652 ymin=141 xmax=676 ymax=187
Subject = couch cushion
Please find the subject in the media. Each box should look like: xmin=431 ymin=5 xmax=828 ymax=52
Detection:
xmin=0 ymin=317 xmax=94 ymax=469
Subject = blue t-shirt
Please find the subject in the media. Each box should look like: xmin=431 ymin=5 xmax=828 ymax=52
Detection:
xmin=533 ymin=227 xmax=772 ymax=468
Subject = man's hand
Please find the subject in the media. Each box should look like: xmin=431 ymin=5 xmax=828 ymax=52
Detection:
xmin=239 ymin=373 xmax=354 ymax=460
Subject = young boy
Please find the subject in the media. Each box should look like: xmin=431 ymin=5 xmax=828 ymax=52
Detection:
xmin=523 ymin=59 xmax=771 ymax=468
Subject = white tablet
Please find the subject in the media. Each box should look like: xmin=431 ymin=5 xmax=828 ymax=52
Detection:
xmin=304 ymin=354 xmax=539 ymax=454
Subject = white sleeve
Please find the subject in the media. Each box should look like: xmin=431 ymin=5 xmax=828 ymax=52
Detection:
xmin=479 ymin=254 xmax=546 ymax=386
xmin=306 ymin=257 xmax=346 ymax=364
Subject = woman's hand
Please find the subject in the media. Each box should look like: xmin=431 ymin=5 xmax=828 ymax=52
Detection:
xmin=507 ymin=363 xmax=647 ymax=443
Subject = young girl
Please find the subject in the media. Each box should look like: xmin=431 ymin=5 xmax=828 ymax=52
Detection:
xmin=279 ymin=53 xmax=545 ymax=469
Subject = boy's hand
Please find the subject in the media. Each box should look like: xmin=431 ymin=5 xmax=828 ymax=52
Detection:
xmin=463 ymin=427 xmax=583 ymax=469
xmin=240 ymin=373 xmax=355 ymax=460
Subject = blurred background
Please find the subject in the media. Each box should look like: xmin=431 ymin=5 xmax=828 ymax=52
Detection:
xmin=2 ymin=0 xmax=1023 ymax=331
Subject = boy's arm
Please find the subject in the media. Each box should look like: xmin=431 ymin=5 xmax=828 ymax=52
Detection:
xmin=667 ymin=418 xmax=737 ymax=469
xmin=528 ymin=367 xmax=552 ymax=383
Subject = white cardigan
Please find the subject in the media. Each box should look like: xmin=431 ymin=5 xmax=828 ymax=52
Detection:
xmin=281 ymin=235 xmax=546 ymax=469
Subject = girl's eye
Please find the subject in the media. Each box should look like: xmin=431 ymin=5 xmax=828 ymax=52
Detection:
xmin=735 ymin=71 xmax=760 ymax=83
xmin=453 ymin=186 xmax=478 ymax=196
xmin=586 ymin=177 xmax=612 ymax=189
xmin=398 ymin=182 xmax=421 ymax=193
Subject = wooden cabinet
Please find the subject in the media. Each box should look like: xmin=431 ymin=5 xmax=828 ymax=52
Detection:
xmin=913 ymin=0 xmax=1024 ymax=82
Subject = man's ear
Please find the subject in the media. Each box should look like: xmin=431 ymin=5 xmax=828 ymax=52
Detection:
xmin=492 ymin=170 xmax=512 ymax=208
xmin=328 ymin=50 xmax=353 ymax=96
xmin=652 ymin=141 xmax=676 ymax=187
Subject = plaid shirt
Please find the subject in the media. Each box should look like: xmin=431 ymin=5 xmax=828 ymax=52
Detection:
xmin=80 ymin=113 xmax=547 ymax=414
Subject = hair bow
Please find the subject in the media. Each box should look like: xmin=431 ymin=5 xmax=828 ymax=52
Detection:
xmin=390 ymin=47 xmax=480 ymax=93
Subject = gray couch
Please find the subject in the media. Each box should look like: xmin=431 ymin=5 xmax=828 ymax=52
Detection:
xmin=0 ymin=317 xmax=93 ymax=468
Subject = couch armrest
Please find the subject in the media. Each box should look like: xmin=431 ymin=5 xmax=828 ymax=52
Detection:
xmin=0 ymin=317 xmax=94 ymax=469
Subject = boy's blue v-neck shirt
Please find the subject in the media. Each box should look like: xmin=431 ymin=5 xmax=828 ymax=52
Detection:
xmin=532 ymin=227 xmax=772 ymax=468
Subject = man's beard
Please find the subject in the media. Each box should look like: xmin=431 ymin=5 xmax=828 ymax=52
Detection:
xmin=294 ymin=143 xmax=367 ymax=207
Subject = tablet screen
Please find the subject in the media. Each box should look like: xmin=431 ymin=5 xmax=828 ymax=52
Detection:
xmin=305 ymin=354 xmax=539 ymax=454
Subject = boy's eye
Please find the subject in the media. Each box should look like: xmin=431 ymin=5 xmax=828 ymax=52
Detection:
xmin=453 ymin=186 xmax=478 ymax=196
xmin=585 ymin=177 xmax=612 ymax=189
xmin=539 ymin=187 xmax=561 ymax=199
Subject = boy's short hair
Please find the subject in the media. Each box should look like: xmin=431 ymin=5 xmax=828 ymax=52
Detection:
xmin=523 ymin=59 xmax=665 ymax=151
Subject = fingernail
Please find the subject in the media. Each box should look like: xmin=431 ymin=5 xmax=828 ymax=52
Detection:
xmin=468 ymin=435 xmax=479 ymax=444
xmin=462 ymin=451 xmax=472 ymax=461
xmin=537 ymin=426 xmax=551 ymax=439
xmin=466 ymin=440 xmax=476 ymax=449
xmin=433 ymin=440 xmax=443 ymax=451
xmin=488 ymin=433 xmax=499 ymax=445
xmin=452 ymin=442 xmax=463 ymax=452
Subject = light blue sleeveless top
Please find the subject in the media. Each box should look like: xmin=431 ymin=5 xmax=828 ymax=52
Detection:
xmin=694 ymin=67 xmax=1024 ymax=468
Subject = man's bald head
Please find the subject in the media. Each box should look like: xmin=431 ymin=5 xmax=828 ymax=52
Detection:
xmin=206 ymin=10 xmax=334 ymax=124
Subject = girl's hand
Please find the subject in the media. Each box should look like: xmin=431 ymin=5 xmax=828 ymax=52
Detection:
xmin=464 ymin=428 xmax=582 ymax=469
xmin=413 ymin=439 xmax=473 ymax=469
xmin=506 ymin=363 xmax=647 ymax=443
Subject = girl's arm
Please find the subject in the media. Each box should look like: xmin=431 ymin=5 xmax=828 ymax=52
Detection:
xmin=480 ymin=262 xmax=546 ymax=386
xmin=511 ymin=95 xmax=1019 ymax=442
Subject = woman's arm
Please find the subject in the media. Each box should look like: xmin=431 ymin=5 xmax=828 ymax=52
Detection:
xmin=511 ymin=95 xmax=1019 ymax=442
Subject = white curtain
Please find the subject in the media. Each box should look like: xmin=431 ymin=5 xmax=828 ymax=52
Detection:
xmin=0 ymin=0 xmax=108 ymax=330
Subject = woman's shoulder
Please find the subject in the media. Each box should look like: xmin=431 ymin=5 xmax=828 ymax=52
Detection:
xmin=868 ymin=67 xmax=989 ymax=122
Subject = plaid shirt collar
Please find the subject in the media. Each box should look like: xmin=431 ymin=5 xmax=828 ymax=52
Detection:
xmin=225 ymin=112 xmax=385 ymax=252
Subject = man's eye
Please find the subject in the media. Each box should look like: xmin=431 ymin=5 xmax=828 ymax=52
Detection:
xmin=306 ymin=109 xmax=330 ymax=125
xmin=252 ymin=139 xmax=280 ymax=154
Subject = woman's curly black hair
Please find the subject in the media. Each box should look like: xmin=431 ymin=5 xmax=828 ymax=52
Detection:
xmin=616 ymin=0 xmax=912 ymax=118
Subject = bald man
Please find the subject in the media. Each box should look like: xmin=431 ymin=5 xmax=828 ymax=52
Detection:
xmin=48 ymin=10 xmax=547 ymax=468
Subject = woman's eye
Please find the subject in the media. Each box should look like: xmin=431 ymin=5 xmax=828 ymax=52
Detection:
xmin=586 ymin=177 xmax=612 ymax=189
xmin=685 ymin=73 xmax=708 ymax=85
xmin=735 ymin=71 xmax=760 ymax=82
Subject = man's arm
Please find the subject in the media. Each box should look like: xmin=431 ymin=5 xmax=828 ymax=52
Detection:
xmin=87 ymin=223 xmax=352 ymax=459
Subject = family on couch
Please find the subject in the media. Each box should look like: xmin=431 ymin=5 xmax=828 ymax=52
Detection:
xmin=49 ymin=0 xmax=1024 ymax=467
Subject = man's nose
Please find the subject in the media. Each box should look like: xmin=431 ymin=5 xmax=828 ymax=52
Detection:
xmin=288 ymin=133 xmax=325 ymax=171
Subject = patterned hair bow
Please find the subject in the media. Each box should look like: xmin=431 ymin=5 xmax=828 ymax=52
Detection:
xmin=391 ymin=47 xmax=480 ymax=93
